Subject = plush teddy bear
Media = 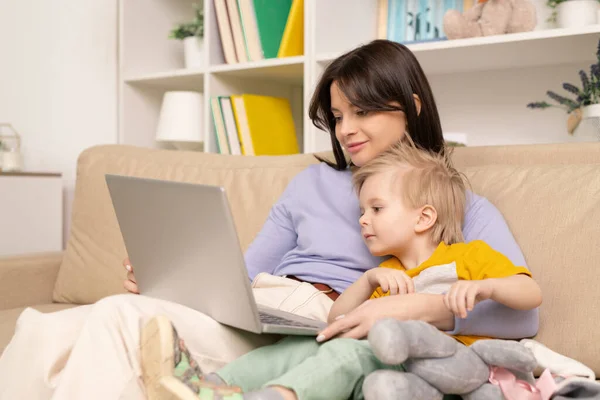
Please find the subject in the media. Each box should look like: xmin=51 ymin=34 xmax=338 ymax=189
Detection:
xmin=443 ymin=0 xmax=537 ymax=40
xmin=361 ymin=319 xmax=538 ymax=400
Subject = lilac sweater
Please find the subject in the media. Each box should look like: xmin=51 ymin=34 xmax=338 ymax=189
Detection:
xmin=244 ymin=163 xmax=539 ymax=338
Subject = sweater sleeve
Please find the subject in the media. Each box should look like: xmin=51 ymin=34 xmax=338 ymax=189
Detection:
xmin=243 ymin=173 xmax=300 ymax=281
xmin=446 ymin=193 xmax=539 ymax=339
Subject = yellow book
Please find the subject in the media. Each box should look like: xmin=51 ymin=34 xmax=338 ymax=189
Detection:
xmin=230 ymin=94 xmax=299 ymax=156
xmin=277 ymin=0 xmax=303 ymax=58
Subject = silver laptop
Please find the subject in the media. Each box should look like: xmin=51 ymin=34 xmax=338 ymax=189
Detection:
xmin=105 ymin=174 xmax=327 ymax=336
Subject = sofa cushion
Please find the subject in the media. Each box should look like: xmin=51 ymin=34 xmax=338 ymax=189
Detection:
xmin=462 ymin=163 xmax=600 ymax=375
xmin=53 ymin=146 xmax=319 ymax=305
xmin=0 ymin=303 xmax=76 ymax=354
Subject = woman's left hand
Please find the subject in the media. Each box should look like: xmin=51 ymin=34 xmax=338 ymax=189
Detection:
xmin=316 ymin=293 xmax=455 ymax=342
xmin=317 ymin=296 xmax=397 ymax=342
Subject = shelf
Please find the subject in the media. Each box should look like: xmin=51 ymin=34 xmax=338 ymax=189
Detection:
xmin=209 ymin=56 xmax=304 ymax=85
xmin=124 ymin=68 xmax=205 ymax=91
xmin=317 ymin=25 xmax=600 ymax=75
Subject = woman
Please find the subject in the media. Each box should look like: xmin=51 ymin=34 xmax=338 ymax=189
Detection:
xmin=0 ymin=40 xmax=537 ymax=400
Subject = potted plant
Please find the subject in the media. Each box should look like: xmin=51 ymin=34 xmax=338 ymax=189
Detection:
xmin=547 ymin=0 xmax=599 ymax=28
xmin=528 ymin=38 xmax=600 ymax=135
xmin=169 ymin=1 xmax=205 ymax=69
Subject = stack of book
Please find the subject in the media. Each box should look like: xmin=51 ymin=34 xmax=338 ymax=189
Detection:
xmin=210 ymin=94 xmax=300 ymax=156
xmin=378 ymin=0 xmax=475 ymax=44
xmin=214 ymin=0 xmax=303 ymax=64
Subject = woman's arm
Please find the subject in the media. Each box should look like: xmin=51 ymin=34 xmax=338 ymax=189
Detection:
xmin=455 ymin=194 xmax=539 ymax=338
xmin=328 ymin=274 xmax=374 ymax=323
xmin=318 ymin=293 xmax=454 ymax=342
xmin=244 ymin=177 xmax=299 ymax=280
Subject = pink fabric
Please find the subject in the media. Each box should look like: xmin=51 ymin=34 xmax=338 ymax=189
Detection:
xmin=488 ymin=367 xmax=557 ymax=400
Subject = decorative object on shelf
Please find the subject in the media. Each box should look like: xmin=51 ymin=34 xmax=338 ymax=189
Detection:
xmin=547 ymin=0 xmax=599 ymax=28
xmin=383 ymin=0 xmax=452 ymax=44
xmin=156 ymin=91 xmax=204 ymax=151
xmin=169 ymin=1 xmax=204 ymax=69
xmin=0 ymin=123 xmax=24 ymax=172
xmin=527 ymin=38 xmax=600 ymax=138
xmin=444 ymin=0 xmax=537 ymax=40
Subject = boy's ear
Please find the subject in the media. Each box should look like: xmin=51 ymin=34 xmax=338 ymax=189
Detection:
xmin=415 ymin=205 xmax=437 ymax=234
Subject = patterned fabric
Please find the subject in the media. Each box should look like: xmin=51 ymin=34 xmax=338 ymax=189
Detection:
xmin=170 ymin=324 xmax=244 ymax=400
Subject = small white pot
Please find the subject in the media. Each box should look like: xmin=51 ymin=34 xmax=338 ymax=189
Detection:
xmin=556 ymin=0 xmax=598 ymax=29
xmin=183 ymin=36 xmax=204 ymax=69
xmin=582 ymin=104 xmax=600 ymax=119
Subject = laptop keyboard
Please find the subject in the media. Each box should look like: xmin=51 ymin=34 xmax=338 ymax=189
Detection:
xmin=259 ymin=311 xmax=322 ymax=329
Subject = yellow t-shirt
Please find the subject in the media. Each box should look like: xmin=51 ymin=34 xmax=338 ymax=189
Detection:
xmin=370 ymin=240 xmax=532 ymax=345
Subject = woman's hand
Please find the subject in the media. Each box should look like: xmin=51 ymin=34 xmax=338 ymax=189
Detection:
xmin=123 ymin=257 xmax=139 ymax=294
xmin=318 ymin=293 xmax=455 ymax=342
xmin=366 ymin=268 xmax=414 ymax=295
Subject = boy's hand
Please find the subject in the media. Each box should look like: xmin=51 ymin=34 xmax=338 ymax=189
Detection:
xmin=366 ymin=268 xmax=414 ymax=296
xmin=444 ymin=280 xmax=495 ymax=318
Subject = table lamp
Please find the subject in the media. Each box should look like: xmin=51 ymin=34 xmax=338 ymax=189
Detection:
xmin=156 ymin=91 xmax=204 ymax=151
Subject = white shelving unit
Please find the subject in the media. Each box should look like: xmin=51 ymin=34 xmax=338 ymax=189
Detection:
xmin=119 ymin=0 xmax=600 ymax=154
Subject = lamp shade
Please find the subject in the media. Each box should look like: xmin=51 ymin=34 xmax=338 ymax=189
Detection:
xmin=156 ymin=91 xmax=204 ymax=150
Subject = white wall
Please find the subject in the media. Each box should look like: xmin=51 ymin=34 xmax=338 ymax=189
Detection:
xmin=430 ymin=64 xmax=597 ymax=146
xmin=0 ymin=0 xmax=118 ymax=246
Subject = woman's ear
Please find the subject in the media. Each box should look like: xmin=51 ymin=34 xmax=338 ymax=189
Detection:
xmin=415 ymin=205 xmax=437 ymax=234
xmin=413 ymin=94 xmax=422 ymax=116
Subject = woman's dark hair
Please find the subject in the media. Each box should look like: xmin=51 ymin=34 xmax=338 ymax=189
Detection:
xmin=308 ymin=39 xmax=445 ymax=170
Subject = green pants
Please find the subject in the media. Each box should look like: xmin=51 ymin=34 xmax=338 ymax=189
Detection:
xmin=216 ymin=336 xmax=405 ymax=400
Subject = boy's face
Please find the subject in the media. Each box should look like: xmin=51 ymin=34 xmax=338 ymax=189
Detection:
xmin=358 ymin=170 xmax=421 ymax=257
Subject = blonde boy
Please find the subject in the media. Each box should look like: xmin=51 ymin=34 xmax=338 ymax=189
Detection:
xmin=140 ymin=142 xmax=542 ymax=400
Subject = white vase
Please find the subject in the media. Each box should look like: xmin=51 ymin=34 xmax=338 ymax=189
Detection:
xmin=582 ymin=104 xmax=600 ymax=119
xmin=183 ymin=36 xmax=204 ymax=69
xmin=556 ymin=0 xmax=598 ymax=29
xmin=1 ymin=150 xmax=23 ymax=172
xmin=581 ymin=104 xmax=600 ymax=140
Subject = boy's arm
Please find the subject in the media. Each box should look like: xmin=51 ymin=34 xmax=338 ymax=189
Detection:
xmin=486 ymin=274 xmax=542 ymax=310
xmin=445 ymin=274 xmax=542 ymax=319
xmin=328 ymin=274 xmax=374 ymax=324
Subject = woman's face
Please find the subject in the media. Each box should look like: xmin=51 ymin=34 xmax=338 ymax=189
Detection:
xmin=330 ymin=81 xmax=407 ymax=167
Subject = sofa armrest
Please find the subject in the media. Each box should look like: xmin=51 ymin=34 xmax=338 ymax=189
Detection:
xmin=0 ymin=252 xmax=63 ymax=310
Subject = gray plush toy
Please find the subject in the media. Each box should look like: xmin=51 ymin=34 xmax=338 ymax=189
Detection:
xmin=362 ymin=319 xmax=538 ymax=400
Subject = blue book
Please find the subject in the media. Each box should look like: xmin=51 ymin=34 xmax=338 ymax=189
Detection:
xmin=387 ymin=0 xmax=406 ymax=43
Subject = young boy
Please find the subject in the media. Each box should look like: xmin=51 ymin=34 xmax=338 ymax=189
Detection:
xmin=140 ymin=143 xmax=542 ymax=400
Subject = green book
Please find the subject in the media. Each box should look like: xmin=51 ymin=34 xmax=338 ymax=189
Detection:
xmin=249 ymin=0 xmax=293 ymax=59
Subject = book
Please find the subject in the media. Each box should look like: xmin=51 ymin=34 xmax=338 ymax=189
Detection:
xmin=387 ymin=0 xmax=407 ymax=43
xmin=277 ymin=0 xmax=303 ymax=58
xmin=377 ymin=0 xmax=388 ymax=40
xmin=230 ymin=94 xmax=299 ymax=156
xmin=225 ymin=0 xmax=249 ymax=63
xmin=214 ymin=0 xmax=238 ymax=64
xmin=218 ymin=96 xmax=243 ymax=155
xmin=238 ymin=0 xmax=293 ymax=60
xmin=210 ymin=97 xmax=231 ymax=154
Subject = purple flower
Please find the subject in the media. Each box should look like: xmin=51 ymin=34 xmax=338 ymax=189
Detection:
xmin=579 ymin=70 xmax=590 ymax=92
xmin=546 ymin=91 xmax=578 ymax=110
xmin=526 ymin=101 xmax=552 ymax=109
xmin=563 ymin=83 xmax=581 ymax=95
xmin=591 ymin=64 xmax=600 ymax=79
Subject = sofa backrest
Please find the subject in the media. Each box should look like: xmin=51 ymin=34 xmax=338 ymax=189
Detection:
xmin=53 ymin=142 xmax=600 ymax=374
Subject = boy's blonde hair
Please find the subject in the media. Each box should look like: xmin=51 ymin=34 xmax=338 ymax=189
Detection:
xmin=352 ymin=141 xmax=467 ymax=245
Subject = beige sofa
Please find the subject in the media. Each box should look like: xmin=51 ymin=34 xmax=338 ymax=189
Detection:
xmin=1 ymin=143 xmax=599 ymax=378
